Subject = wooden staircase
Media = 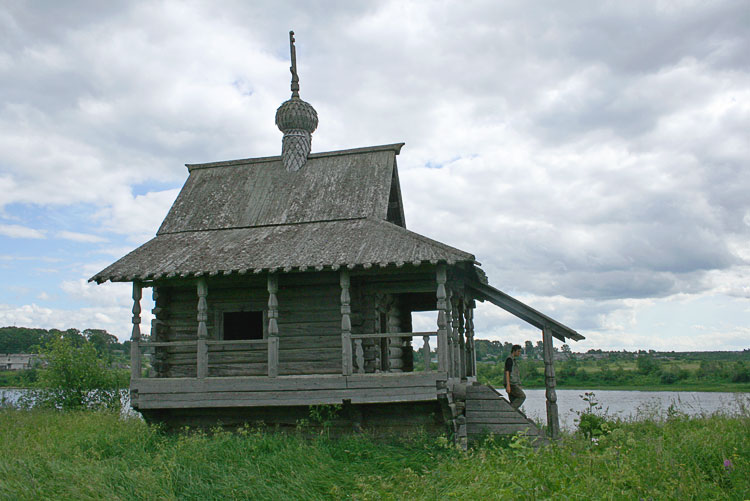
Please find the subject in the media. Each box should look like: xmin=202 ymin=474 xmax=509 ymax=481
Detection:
xmin=464 ymin=383 xmax=545 ymax=444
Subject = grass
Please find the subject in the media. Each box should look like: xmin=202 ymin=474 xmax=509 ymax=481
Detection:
xmin=1 ymin=406 xmax=748 ymax=500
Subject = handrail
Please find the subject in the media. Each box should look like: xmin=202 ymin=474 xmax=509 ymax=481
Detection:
xmin=351 ymin=331 xmax=436 ymax=340
xmin=349 ymin=331 xmax=437 ymax=375
xmin=139 ymin=339 xmax=270 ymax=348
xmin=205 ymin=339 xmax=269 ymax=346
xmin=135 ymin=337 xmax=279 ymax=378
xmin=139 ymin=340 xmax=197 ymax=348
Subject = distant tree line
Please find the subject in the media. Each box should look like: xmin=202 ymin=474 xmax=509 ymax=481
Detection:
xmin=0 ymin=326 xmax=128 ymax=361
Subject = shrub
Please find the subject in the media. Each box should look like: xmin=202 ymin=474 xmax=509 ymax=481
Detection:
xmin=21 ymin=335 xmax=122 ymax=411
xmin=659 ymin=370 xmax=678 ymax=384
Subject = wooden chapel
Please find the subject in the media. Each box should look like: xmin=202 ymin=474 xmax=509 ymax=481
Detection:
xmin=91 ymin=32 xmax=583 ymax=443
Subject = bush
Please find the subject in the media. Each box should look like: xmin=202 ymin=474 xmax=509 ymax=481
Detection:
xmin=21 ymin=335 xmax=122 ymax=411
xmin=659 ymin=370 xmax=678 ymax=384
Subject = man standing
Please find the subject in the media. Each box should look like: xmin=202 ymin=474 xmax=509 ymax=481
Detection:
xmin=505 ymin=344 xmax=526 ymax=410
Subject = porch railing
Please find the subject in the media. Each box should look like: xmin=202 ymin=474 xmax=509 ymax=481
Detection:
xmin=348 ymin=331 xmax=438 ymax=375
xmin=132 ymin=337 xmax=280 ymax=379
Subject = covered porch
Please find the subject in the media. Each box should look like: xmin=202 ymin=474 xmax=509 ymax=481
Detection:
xmin=126 ymin=263 xmax=582 ymax=438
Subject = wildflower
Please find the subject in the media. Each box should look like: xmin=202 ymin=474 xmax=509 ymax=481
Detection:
xmin=591 ymin=437 xmax=599 ymax=445
xmin=723 ymin=459 xmax=733 ymax=472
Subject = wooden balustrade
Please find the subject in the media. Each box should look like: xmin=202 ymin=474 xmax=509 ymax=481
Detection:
xmin=138 ymin=338 xmax=279 ymax=377
xmin=349 ymin=331 xmax=438 ymax=373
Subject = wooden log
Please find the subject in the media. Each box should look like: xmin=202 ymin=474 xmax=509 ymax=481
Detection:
xmin=196 ymin=278 xmax=208 ymax=379
xmin=130 ymin=282 xmax=142 ymax=380
xmin=543 ymin=325 xmax=560 ymax=439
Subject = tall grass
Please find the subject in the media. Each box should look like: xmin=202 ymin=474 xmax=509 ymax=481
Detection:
xmin=1 ymin=407 xmax=747 ymax=500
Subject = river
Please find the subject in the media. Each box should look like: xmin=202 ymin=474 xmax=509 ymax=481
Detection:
xmin=2 ymin=387 xmax=747 ymax=431
xmin=513 ymin=389 xmax=749 ymax=430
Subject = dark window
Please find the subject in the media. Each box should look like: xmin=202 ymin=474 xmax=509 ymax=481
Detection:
xmin=223 ymin=311 xmax=264 ymax=340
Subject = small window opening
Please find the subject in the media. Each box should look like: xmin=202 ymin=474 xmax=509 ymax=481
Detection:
xmin=223 ymin=311 xmax=264 ymax=340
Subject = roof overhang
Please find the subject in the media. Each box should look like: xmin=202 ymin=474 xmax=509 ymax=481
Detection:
xmin=467 ymin=280 xmax=585 ymax=343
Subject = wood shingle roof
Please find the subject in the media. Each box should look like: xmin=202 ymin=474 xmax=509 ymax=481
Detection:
xmin=90 ymin=218 xmax=474 ymax=283
xmin=90 ymin=143 xmax=476 ymax=283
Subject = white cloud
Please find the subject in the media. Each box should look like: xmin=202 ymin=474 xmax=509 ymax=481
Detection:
xmin=0 ymin=302 xmax=152 ymax=342
xmin=56 ymin=230 xmax=107 ymax=243
xmin=93 ymin=189 xmax=180 ymax=242
xmin=0 ymin=223 xmax=46 ymax=239
xmin=1 ymin=1 xmax=748 ymax=350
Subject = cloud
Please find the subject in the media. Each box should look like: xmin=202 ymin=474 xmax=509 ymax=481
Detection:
xmin=1 ymin=1 xmax=748 ymax=350
xmin=92 ymin=189 xmax=180 ymax=242
xmin=56 ymin=230 xmax=107 ymax=243
xmin=0 ymin=223 xmax=45 ymax=239
xmin=0 ymin=302 xmax=152 ymax=342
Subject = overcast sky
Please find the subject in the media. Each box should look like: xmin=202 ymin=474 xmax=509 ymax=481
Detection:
xmin=1 ymin=1 xmax=748 ymax=351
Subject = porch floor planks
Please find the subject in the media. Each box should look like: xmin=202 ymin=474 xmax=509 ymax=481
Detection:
xmin=132 ymin=372 xmax=448 ymax=409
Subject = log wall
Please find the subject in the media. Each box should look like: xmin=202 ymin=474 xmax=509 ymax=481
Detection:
xmin=156 ymin=274 xmax=341 ymax=377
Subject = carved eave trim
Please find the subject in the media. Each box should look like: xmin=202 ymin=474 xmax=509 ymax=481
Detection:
xmin=89 ymin=258 xmax=476 ymax=284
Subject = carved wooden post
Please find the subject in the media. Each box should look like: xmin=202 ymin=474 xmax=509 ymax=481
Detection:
xmin=267 ymin=274 xmax=279 ymax=378
xmin=422 ymin=335 xmax=431 ymax=372
xmin=446 ymin=288 xmax=454 ymax=378
xmin=465 ymin=302 xmax=476 ymax=378
xmin=450 ymin=291 xmax=461 ymax=377
xmin=543 ymin=325 xmax=560 ymax=439
xmin=130 ymin=281 xmax=142 ymax=380
xmin=196 ymin=278 xmax=208 ymax=379
xmin=340 ymin=270 xmax=353 ymax=376
xmin=457 ymin=297 xmax=466 ymax=379
xmin=436 ymin=265 xmax=449 ymax=373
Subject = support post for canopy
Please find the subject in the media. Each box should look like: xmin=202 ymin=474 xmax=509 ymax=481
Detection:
xmin=267 ymin=274 xmax=279 ymax=378
xmin=130 ymin=281 xmax=142 ymax=380
xmin=450 ymin=293 xmax=461 ymax=378
xmin=456 ymin=297 xmax=466 ymax=379
xmin=196 ymin=278 xmax=208 ymax=379
xmin=436 ymin=265 xmax=449 ymax=373
xmin=465 ymin=301 xmax=477 ymax=379
xmin=542 ymin=324 xmax=560 ymax=439
xmin=340 ymin=270 xmax=353 ymax=376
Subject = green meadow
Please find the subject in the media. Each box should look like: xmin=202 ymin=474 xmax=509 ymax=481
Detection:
xmin=1 ymin=406 xmax=747 ymax=500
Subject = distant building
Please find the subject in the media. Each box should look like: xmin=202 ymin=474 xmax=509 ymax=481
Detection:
xmin=0 ymin=354 xmax=39 ymax=371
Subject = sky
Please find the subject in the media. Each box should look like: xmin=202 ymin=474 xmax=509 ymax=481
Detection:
xmin=1 ymin=1 xmax=749 ymax=351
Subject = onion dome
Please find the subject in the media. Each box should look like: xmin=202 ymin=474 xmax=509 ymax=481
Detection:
xmin=275 ymin=31 xmax=318 ymax=172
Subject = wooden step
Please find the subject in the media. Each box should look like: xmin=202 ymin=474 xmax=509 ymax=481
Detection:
xmin=464 ymin=383 xmax=543 ymax=441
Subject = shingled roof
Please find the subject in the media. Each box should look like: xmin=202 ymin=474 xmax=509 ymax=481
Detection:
xmin=159 ymin=143 xmax=406 ymax=234
xmin=90 ymin=143 xmax=477 ymax=284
